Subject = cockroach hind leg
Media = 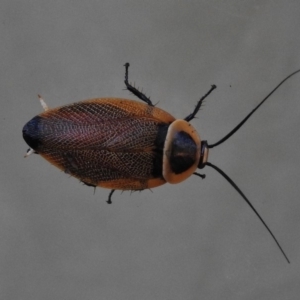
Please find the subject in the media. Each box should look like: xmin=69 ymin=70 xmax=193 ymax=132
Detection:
xmin=106 ymin=189 xmax=115 ymax=204
xmin=81 ymin=180 xmax=97 ymax=194
xmin=38 ymin=94 xmax=49 ymax=111
xmin=24 ymin=148 xmax=34 ymax=158
xmin=193 ymin=172 xmax=206 ymax=179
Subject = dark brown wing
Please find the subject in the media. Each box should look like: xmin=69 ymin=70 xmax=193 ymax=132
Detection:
xmin=23 ymin=98 xmax=175 ymax=190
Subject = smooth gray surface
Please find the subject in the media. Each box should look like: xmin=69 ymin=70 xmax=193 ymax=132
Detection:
xmin=1 ymin=1 xmax=300 ymax=299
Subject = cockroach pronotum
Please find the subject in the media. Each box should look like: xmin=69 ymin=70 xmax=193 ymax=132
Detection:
xmin=23 ymin=63 xmax=300 ymax=263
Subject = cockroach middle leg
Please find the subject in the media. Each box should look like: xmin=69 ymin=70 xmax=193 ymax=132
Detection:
xmin=124 ymin=63 xmax=154 ymax=106
xmin=107 ymin=189 xmax=115 ymax=204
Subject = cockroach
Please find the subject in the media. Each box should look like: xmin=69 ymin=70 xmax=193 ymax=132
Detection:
xmin=23 ymin=63 xmax=300 ymax=263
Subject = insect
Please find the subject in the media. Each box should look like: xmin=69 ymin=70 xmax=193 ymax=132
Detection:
xmin=23 ymin=63 xmax=300 ymax=263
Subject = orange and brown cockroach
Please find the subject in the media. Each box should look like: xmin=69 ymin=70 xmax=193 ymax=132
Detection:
xmin=23 ymin=63 xmax=300 ymax=263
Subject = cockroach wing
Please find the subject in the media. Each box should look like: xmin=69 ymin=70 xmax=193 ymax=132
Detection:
xmin=23 ymin=98 xmax=175 ymax=190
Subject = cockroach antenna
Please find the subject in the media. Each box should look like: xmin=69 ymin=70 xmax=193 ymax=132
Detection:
xmin=199 ymin=69 xmax=300 ymax=263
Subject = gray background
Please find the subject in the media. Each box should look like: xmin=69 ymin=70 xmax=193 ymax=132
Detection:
xmin=1 ymin=1 xmax=300 ymax=299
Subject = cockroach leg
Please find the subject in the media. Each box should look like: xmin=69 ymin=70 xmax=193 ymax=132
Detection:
xmin=24 ymin=148 xmax=34 ymax=158
xmin=185 ymin=85 xmax=217 ymax=122
xmin=193 ymin=172 xmax=206 ymax=179
xmin=124 ymin=63 xmax=154 ymax=106
xmin=81 ymin=180 xmax=97 ymax=194
xmin=107 ymin=189 xmax=115 ymax=204
xmin=38 ymin=94 xmax=49 ymax=111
